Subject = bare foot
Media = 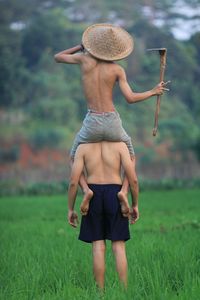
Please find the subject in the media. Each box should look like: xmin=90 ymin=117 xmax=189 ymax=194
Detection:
xmin=80 ymin=189 xmax=93 ymax=216
xmin=118 ymin=191 xmax=130 ymax=218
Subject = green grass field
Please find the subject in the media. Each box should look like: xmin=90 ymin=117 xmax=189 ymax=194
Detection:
xmin=0 ymin=190 xmax=200 ymax=300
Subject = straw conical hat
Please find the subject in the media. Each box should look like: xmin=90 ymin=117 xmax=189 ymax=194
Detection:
xmin=82 ymin=23 xmax=134 ymax=61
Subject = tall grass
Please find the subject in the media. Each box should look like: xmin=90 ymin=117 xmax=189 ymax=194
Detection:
xmin=0 ymin=190 xmax=200 ymax=299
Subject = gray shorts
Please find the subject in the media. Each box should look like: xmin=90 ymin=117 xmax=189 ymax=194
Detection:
xmin=70 ymin=110 xmax=135 ymax=158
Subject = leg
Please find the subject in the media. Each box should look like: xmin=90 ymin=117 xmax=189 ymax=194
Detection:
xmin=70 ymin=157 xmax=93 ymax=215
xmin=70 ymin=112 xmax=103 ymax=215
xmin=79 ymin=173 xmax=93 ymax=215
xmin=118 ymin=155 xmax=135 ymax=217
xmin=113 ymin=123 xmax=135 ymax=217
xmin=112 ymin=241 xmax=128 ymax=289
xmin=92 ymin=240 xmax=106 ymax=290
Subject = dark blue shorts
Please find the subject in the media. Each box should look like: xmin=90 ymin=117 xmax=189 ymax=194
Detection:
xmin=79 ymin=184 xmax=130 ymax=243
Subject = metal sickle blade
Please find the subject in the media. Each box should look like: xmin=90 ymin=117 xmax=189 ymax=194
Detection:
xmin=147 ymin=48 xmax=167 ymax=51
xmin=147 ymin=48 xmax=167 ymax=55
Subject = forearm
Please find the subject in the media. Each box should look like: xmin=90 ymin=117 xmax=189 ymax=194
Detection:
xmin=59 ymin=44 xmax=83 ymax=55
xmin=128 ymin=81 xmax=169 ymax=103
xmin=128 ymin=90 xmax=155 ymax=103
xmin=68 ymin=182 xmax=78 ymax=211
xmin=54 ymin=44 xmax=83 ymax=62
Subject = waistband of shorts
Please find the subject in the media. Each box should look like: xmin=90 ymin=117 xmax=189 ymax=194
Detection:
xmin=88 ymin=183 xmax=122 ymax=188
xmin=87 ymin=109 xmax=118 ymax=115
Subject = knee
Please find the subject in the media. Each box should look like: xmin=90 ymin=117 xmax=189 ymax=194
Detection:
xmin=93 ymin=241 xmax=106 ymax=254
xmin=112 ymin=241 xmax=125 ymax=255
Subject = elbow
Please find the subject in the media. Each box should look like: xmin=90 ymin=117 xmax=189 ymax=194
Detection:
xmin=126 ymin=97 xmax=132 ymax=104
xmin=125 ymin=95 xmax=135 ymax=104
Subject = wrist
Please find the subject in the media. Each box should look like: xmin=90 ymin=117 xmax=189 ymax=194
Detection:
xmin=70 ymin=45 xmax=83 ymax=54
xmin=80 ymin=44 xmax=84 ymax=51
xmin=150 ymin=89 xmax=156 ymax=96
xmin=75 ymin=44 xmax=84 ymax=52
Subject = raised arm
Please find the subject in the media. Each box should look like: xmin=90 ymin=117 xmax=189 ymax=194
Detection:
xmin=54 ymin=44 xmax=84 ymax=64
xmin=68 ymin=146 xmax=84 ymax=227
xmin=117 ymin=66 xmax=168 ymax=103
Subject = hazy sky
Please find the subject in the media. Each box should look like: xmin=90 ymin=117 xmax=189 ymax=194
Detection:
xmin=143 ymin=1 xmax=200 ymax=40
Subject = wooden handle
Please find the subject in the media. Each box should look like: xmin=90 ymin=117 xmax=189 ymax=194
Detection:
xmin=152 ymin=52 xmax=166 ymax=136
xmin=153 ymin=95 xmax=161 ymax=136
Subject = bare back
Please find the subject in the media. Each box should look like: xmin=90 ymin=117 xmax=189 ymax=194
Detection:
xmin=80 ymin=53 xmax=120 ymax=112
xmin=55 ymin=45 xmax=165 ymax=111
xmin=80 ymin=142 xmax=124 ymax=184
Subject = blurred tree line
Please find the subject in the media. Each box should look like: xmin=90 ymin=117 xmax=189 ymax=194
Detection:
xmin=0 ymin=0 xmax=200 ymax=167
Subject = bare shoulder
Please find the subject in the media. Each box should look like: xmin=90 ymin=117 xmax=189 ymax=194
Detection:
xmin=113 ymin=142 xmax=130 ymax=159
xmin=115 ymin=64 xmax=126 ymax=79
xmin=111 ymin=141 xmax=129 ymax=153
xmin=74 ymin=144 xmax=86 ymax=158
xmin=81 ymin=52 xmax=98 ymax=64
xmin=80 ymin=53 xmax=99 ymax=70
xmin=114 ymin=63 xmax=124 ymax=71
xmin=76 ymin=143 xmax=96 ymax=156
xmin=100 ymin=63 xmax=125 ymax=83
xmin=108 ymin=62 xmax=124 ymax=73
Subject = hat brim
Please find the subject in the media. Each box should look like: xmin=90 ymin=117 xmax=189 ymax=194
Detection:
xmin=82 ymin=23 xmax=134 ymax=61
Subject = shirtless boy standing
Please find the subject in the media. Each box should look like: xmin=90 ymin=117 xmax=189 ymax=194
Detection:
xmin=55 ymin=23 xmax=169 ymax=215
xmin=68 ymin=141 xmax=139 ymax=289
